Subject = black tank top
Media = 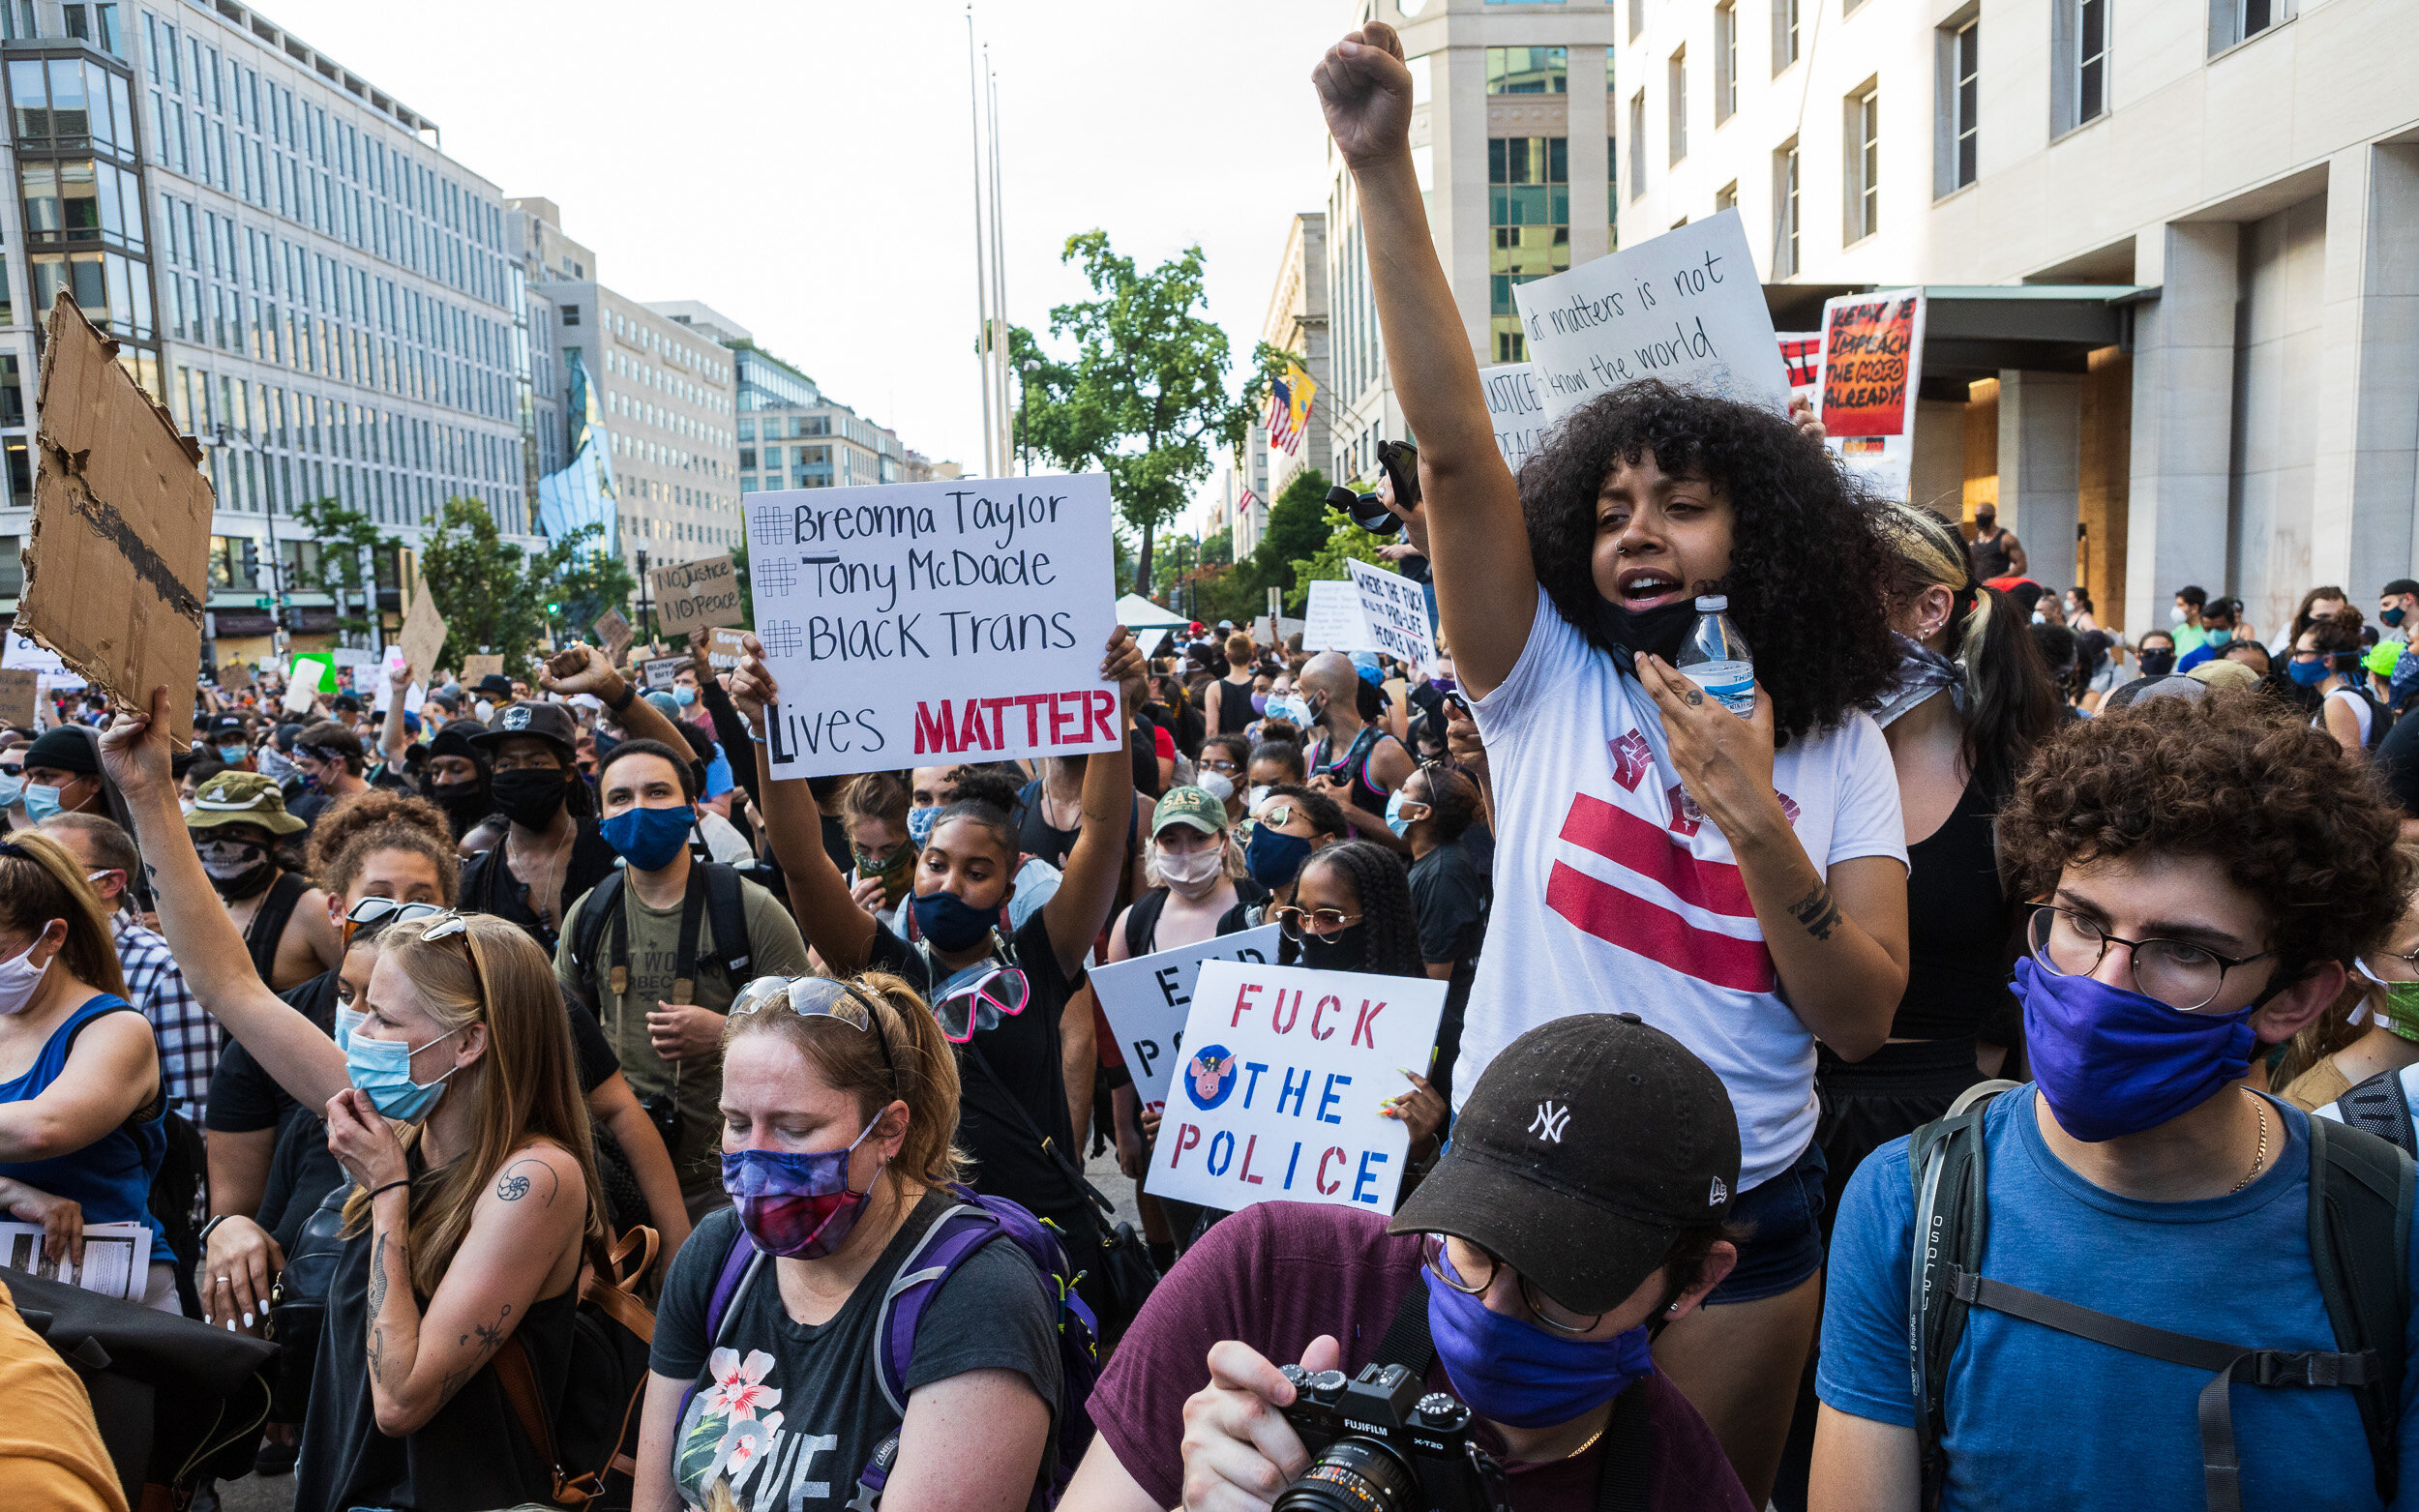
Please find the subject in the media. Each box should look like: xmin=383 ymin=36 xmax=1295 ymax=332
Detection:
xmin=244 ymin=871 xmax=310 ymax=983
xmin=1213 ymin=676 xmax=1257 ymax=736
xmin=1122 ymin=879 xmax=1270 ymax=957
xmin=1970 ymin=527 xmax=2015 ymax=580
xmin=1890 ymin=776 xmax=2015 ymax=1040
xmin=1313 ymin=725 xmax=1394 ymax=824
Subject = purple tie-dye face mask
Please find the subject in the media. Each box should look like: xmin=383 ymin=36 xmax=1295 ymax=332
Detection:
xmin=721 ymin=1112 xmax=882 ymax=1259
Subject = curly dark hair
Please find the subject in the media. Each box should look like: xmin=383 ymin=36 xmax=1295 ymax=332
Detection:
xmin=1262 ymin=783 xmax=1348 ymax=840
xmin=1998 ymin=690 xmax=2410 ymax=974
xmin=302 ymin=789 xmax=462 ymax=903
xmin=1298 ymin=840 xmax=1424 ymax=978
xmin=932 ymin=763 xmax=1030 ymax=865
xmin=1515 ymin=380 xmax=1899 ymax=744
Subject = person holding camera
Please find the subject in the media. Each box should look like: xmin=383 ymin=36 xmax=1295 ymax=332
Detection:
xmin=1062 ymin=1014 xmax=1752 ymax=1512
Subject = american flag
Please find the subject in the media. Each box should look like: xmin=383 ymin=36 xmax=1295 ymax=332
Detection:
xmin=1777 ymin=332 xmax=1824 ymax=390
xmin=1239 ymin=486 xmax=1260 ymax=516
xmin=1266 ymin=360 xmax=1317 ymax=457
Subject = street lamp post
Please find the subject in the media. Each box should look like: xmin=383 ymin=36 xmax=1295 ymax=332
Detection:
xmin=635 ymin=548 xmax=652 ymax=648
xmin=209 ymin=423 xmax=289 ymax=657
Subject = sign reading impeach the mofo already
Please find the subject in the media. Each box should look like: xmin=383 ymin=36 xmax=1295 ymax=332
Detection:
xmin=744 ymin=474 xmax=1121 ymax=780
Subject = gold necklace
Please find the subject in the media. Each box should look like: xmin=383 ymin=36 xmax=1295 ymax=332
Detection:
xmin=2228 ymin=1091 xmax=2269 ymax=1195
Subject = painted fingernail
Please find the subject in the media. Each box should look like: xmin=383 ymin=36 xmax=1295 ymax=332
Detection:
xmin=243 ymin=1312 xmax=254 ymax=1327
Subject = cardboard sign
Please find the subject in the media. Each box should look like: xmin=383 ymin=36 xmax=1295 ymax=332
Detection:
xmin=1344 ymin=559 xmax=1436 ymax=671
xmin=1512 ymin=210 xmax=1790 ymax=423
xmin=0 ymin=667 xmax=35 ymax=726
xmin=643 ymin=656 xmax=686 ymax=693
xmin=1146 ymin=960 xmax=1448 ymax=1218
xmin=398 ymin=578 xmax=446 ymax=685
xmin=1090 ymin=925 xmax=1283 ymax=1115
xmin=462 ymin=654 xmax=505 ymax=682
xmin=745 ymin=474 xmax=1120 ymax=781
xmin=1478 ymin=361 xmax=1549 ymax=475
xmin=648 ymin=553 xmax=743 ymax=633
xmin=593 ymin=608 xmax=634 ymax=661
xmin=705 ymin=627 xmax=749 ymax=672
xmin=17 ymin=292 xmax=214 ymax=742
xmin=219 ymin=661 xmax=254 ymax=692
xmin=1300 ymin=578 xmax=1371 ymax=653
xmin=1818 ymin=289 xmax=1925 ymax=503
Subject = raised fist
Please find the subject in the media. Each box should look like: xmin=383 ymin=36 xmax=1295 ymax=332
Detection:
xmin=1312 ymin=25 xmax=1414 ymax=169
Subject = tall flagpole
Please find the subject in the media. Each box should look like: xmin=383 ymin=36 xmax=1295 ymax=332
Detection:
xmin=987 ymin=55 xmax=1011 ymax=477
xmin=967 ymin=8 xmax=994 ymax=477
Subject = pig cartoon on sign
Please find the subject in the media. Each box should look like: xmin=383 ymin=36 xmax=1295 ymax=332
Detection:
xmin=1183 ymin=1046 xmax=1240 ymax=1110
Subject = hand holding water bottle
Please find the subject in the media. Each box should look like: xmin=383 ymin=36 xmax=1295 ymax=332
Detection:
xmin=1634 ymin=615 xmax=1781 ymax=846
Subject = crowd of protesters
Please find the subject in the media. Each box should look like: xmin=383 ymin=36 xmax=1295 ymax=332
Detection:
xmin=0 ymin=22 xmax=2411 ymax=1512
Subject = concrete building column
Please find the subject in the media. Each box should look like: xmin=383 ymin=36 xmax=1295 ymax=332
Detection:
xmin=1997 ymin=371 xmax=2081 ymax=590
xmin=2124 ymin=223 xmax=2240 ymax=636
xmin=2311 ymin=142 xmax=2419 ymax=598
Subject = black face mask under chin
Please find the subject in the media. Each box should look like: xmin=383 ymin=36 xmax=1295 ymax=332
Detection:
xmin=1588 ymin=596 xmax=1701 ymax=668
xmin=490 ymin=767 xmax=571 ymax=829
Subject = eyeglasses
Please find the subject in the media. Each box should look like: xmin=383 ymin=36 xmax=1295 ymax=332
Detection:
xmin=1274 ymin=905 xmax=1363 ymax=941
xmin=1201 ymin=756 xmax=1242 ymax=774
xmin=928 ymin=964 xmax=1029 ymax=1044
xmin=730 ymin=974 xmax=898 ymax=1076
xmin=2361 ymin=945 xmax=2419 ymax=984
xmin=2025 ymin=904 xmax=2274 ymax=1013
xmin=1420 ymin=1234 xmax=1601 ymax=1335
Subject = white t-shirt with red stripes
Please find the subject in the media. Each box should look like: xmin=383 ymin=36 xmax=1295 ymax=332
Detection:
xmin=1463 ymin=589 xmax=1908 ymax=1192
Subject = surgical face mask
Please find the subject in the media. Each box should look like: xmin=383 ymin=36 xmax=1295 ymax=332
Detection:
xmin=2016 ymin=956 xmax=2258 ymax=1143
xmin=474 ymin=698 xmax=495 ymax=721
xmin=906 ymin=805 xmax=941 ymax=851
xmin=218 ymin=745 xmax=249 ymax=765
xmin=2169 ymin=606 xmax=2189 ymax=626
xmin=1385 ymin=787 xmax=1427 ymax=839
xmin=1421 ymin=1260 xmax=1656 ymax=1429
xmin=1246 ymin=785 xmax=1272 ymax=811
xmin=0 ymin=931 xmax=56 ymax=1016
xmin=335 ymin=1004 xmax=367 ymax=1056
xmin=1266 ymin=695 xmax=1314 ymax=728
xmin=1158 ymin=843 xmax=1226 ymax=900
xmin=674 ymin=685 xmax=698 ymax=707
xmin=0 ymin=772 xmax=20 ymax=810
xmin=1198 ymin=770 xmax=1236 ymax=804
xmin=21 ymin=784 xmax=68 ymax=825
xmin=1250 ymin=692 xmax=1269 ymax=716
xmin=600 ymin=801 xmax=695 ymax=873
xmin=2354 ymin=961 xmax=2419 ymax=1044
xmin=723 ymin=1113 xmax=885 ymax=1260
xmin=343 ymin=1025 xmax=466 ymax=1122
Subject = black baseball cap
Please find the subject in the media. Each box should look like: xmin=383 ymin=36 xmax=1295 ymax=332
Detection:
xmin=1389 ymin=1014 xmax=1739 ymax=1314
xmin=468 ymin=700 xmax=577 ymax=761
xmin=2384 ymin=579 xmax=2419 ymax=599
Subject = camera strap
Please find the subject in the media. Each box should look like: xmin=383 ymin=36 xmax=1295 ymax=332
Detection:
xmin=1369 ymin=1283 xmax=1656 ymax=1512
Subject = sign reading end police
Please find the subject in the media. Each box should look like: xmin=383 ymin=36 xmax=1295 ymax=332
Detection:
xmin=744 ymin=473 xmax=1120 ymax=781
xmin=1149 ymin=959 xmax=1447 ymax=1219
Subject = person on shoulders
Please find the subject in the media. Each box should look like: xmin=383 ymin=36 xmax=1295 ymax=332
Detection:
xmin=555 ymin=738 xmax=813 ymax=1223
xmin=1812 ymin=690 xmax=2415 ymax=1511
xmin=100 ymin=683 xmax=612 ymax=1511
xmin=1060 ymin=1013 xmax=1755 ymax=1512
xmin=186 ymin=772 xmax=343 ymax=993
xmin=1311 ymin=27 xmax=1910 ymax=1500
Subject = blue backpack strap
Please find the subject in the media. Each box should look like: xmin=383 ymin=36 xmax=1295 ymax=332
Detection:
xmin=872 ymin=1199 xmax=1007 ymax=1416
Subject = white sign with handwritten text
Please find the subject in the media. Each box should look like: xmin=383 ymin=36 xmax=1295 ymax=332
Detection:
xmin=744 ymin=474 xmax=1121 ymax=780
xmin=1479 ymin=362 xmax=1549 ymax=474
xmin=1512 ymin=210 xmax=1790 ymax=422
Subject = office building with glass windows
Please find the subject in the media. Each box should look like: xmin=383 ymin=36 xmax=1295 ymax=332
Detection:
xmin=0 ymin=0 xmax=549 ymax=661
xmin=723 ymin=339 xmax=940 ymax=494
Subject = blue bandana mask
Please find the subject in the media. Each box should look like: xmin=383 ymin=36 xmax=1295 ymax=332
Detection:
xmin=344 ymin=1026 xmax=464 ymax=1122
xmin=601 ymin=802 xmax=696 ymax=873
xmin=910 ymin=889 xmax=1001 ymax=953
xmin=906 ymin=805 xmax=941 ymax=851
xmin=1245 ymin=825 xmax=1314 ymax=890
xmin=2016 ymin=956 xmax=2258 ymax=1143
xmin=2286 ymin=657 xmax=2333 ymax=687
xmin=1420 ymin=1263 xmax=1656 ymax=1429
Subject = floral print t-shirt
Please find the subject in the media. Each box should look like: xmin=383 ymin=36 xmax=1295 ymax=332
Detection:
xmin=650 ymin=1197 xmax=1063 ymax=1511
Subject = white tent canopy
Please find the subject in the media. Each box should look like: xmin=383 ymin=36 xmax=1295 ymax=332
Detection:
xmin=1114 ymin=594 xmax=1190 ymax=633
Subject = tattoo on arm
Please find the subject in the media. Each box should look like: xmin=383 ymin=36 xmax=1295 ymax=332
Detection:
xmin=367 ymin=1230 xmax=389 ymax=1317
xmin=437 ymin=1367 xmax=470 ymax=1406
xmin=494 ymin=1158 xmax=559 ymax=1206
xmin=1787 ymin=883 xmax=1843 ymax=942
xmin=367 ymin=1322 xmax=388 ymax=1384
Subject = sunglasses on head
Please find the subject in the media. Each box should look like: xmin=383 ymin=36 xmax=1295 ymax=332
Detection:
xmin=342 ymin=897 xmax=450 ymax=950
xmin=731 ymin=974 xmax=900 ymax=1076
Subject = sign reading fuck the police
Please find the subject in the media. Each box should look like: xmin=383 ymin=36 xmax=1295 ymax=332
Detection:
xmin=1148 ymin=960 xmax=1447 ymax=1219
xmin=744 ymin=473 xmax=1121 ymax=780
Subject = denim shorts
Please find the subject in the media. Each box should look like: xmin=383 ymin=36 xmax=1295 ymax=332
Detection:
xmin=1703 ymin=1139 xmax=1829 ymax=1305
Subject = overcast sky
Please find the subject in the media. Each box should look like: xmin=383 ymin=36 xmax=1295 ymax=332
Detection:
xmin=262 ymin=0 xmax=1348 ymax=528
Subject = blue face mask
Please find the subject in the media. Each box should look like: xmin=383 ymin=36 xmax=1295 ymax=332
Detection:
xmin=2388 ymin=607 xmax=2409 ymax=629
xmin=21 ymin=784 xmax=66 ymax=824
xmin=1421 ymin=1263 xmax=1657 ymax=1429
xmin=674 ymin=685 xmax=698 ymax=707
xmin=906 ymin=805 xmax=941 ymax=851
xmin=2016 ymin=955 xmax=2259 ymax=1143
xmin=344 ymin=1025 xmax=464 ymax=1122
xmin=2286 ymin=657 xmax=2333 ymax=687
xmin=218 ymin=745 xmax=249 ymax=765
xmin=600 ymin=802 xmax=696 ymax=873
xmin=1245 ymin=825 xmax=1314 ymax=890
xmin=334 ymin=1005 xmax=366 ymax=1057
xmin=0 ymin=774 xmax=20 ymax=810
xmin=910 ymin=889 xmax=1001 ymax=953
xmin=1384 ymin=788 xmax=1425 ymax=839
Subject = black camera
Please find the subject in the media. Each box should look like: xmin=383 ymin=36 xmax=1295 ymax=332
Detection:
xmin=642 ymin=1089 xmax=684 ymax=1155
xmin=1272 ymin=1361 xmax=1509 ymax=1512
xmin=1331 ymin=485 xmax=1398 ymax=538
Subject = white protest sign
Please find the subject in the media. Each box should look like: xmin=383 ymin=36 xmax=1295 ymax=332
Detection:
xmin=1512 ymin=209 xmax=1790 ymax=422
xmin=327 ymin=646 xmax=376 ymax=669
xmin=2 ymin=631 xmax=82 ymax=689
xmin=1300 ymin=578 xmax=1373 ymax=653
xmin=1147 ymin=959 xmax=1447 ymax=1218
xmin=1090 ymin=925 xmax=1283 ymax=1116
xmin=373 ymin=678 xmax=425 ymax=716
xmin=1478 ymin=362 xmax=1549 ymax=475
xmin=1344 ymin=559 xmax=1435 ymax=671
xmin=282 ymin=658 xmax=324 ymax=714
xmin=745 ymin=475 xmax=1120 ymax=780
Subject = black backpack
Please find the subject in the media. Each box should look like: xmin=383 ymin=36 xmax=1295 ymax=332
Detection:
xmin=563 ymin=861 xmax=755 ymax=1009
xmin=2338 ymin=1067 xmax=2418 ymax=1155
xmin=497 ymin=1228 xmax=660 ymax=1510
xmin=1908 ymin=1082 xmax=2410 ymax=1512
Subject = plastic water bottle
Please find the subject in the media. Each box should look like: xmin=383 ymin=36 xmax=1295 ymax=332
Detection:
xmin=1676 ymin=595 xmax=1756 ymax=719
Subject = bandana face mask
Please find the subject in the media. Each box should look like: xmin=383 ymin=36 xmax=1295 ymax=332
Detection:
xmin=721 ymin=1112 xmax=884 ymax=1259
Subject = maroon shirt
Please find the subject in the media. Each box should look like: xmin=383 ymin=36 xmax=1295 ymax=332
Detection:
xmin=1088 ymin=1202 xmax=1752 ymax=1512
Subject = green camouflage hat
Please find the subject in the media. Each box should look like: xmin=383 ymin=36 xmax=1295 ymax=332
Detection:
xmin=186 ymin=770 xmax=306 ymax=836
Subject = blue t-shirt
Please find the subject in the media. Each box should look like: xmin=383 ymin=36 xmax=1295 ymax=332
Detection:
xmin=1820 ymin=1084 xmax=2418 ymax=1510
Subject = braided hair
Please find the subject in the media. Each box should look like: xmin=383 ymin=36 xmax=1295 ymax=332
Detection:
xmin=1299 ymin=840 xmax=1424 ymax=978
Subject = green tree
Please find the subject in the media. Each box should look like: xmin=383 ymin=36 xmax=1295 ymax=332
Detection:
xmin=1201 ymin=526 xmax=1234 ymax=569
xmin=417 ymin=497 xmax=632 ymax=671
xmin=287 ymin=496 xmax=400 ymax=641
xmin=1011 ymin=232 xmax=1271 ymax=594
xmin=1191 ymin=466 xmax=1331 ymax=625
xmin=1286 ymin=509 xmax=1394 ymax=612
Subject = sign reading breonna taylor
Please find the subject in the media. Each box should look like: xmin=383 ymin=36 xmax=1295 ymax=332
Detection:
xmin=744 ymin=474 xmax=1121 ymax=781
xmin=1148 ymin=959 xmax=1447 ymax=1219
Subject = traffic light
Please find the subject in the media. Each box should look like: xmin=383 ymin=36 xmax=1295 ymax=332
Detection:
xmin=240 ymin=538 xmax=260 ymax=587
